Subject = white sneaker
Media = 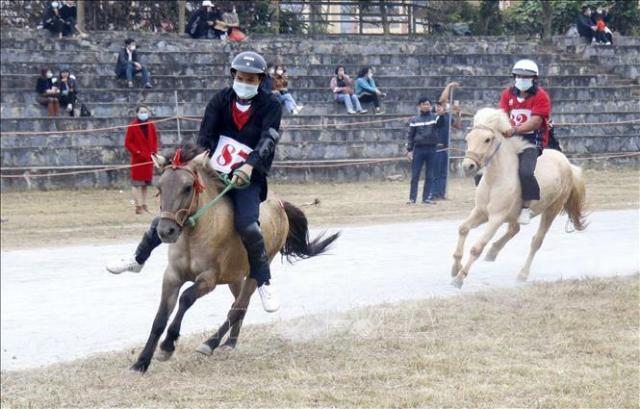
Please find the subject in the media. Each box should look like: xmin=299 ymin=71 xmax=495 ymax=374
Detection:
xmin=292 ymin=108 xmax=299 ymax=115
xmin=517 ymin=208 xmax=532 ymax=225
xmin=257 ymin=283 xmax=280 ymax=312
xmin=296 ymin=105 xmax=304 ymax=112
xmin=66 ymin=103 xmax=73 ymax=112
xmin=106 ymin=257 xmax=143 ymax=274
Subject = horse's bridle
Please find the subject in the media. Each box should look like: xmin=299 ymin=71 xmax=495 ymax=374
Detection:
xmin=464 ymin=124 xmax=502 ymax=171
xmin=159 ymin=166 xmax=204 ymax=227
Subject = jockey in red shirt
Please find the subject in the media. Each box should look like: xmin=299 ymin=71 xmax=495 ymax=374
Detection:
xmin=498 ymin=59 xmax=552 ymax=225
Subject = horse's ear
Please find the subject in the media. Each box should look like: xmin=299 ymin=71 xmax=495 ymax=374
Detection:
xmin=191 ymin=151 xmax=210 ymax=169
xmin=152 ymin=154 xmax=167 ymax=169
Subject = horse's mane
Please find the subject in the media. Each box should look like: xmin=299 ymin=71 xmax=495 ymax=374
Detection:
xmin=161 ymin=141 xmax=205 ymax=164
xmin=473 ymin=108 xmax=531 ymax=154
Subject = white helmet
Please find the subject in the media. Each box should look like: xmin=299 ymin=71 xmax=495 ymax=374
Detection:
xmin=512 ymin=59 xmax=539 ymax=77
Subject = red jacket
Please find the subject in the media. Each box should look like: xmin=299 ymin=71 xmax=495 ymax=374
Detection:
xmin=125 ymin=119 xmax=158 ymax=181
xmin=499 ymin=85 xmax=551 ymax=148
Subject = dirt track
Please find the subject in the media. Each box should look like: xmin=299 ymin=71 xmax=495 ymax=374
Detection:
xmin=1 ymin=169 xmax=638 ymax=250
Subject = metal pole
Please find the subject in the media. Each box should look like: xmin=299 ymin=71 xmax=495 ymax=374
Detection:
xmin=178 ymin=1 xmax=186 ymax=34
xmin=175 ymin=90 xmax=182 ymax=142
xmin=445 ymin=88 xmax=454 ymax=199
xmin=77 ymin=0 xmax=85 ymax=32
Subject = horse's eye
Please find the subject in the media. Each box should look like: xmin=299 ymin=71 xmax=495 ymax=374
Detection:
xmin=484 ymin=138 xmax=491 ymax=143
xmin=183 ymin=185 xmax=192 ymax=193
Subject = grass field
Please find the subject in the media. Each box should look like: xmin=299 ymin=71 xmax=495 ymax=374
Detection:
xmin=1 ymin=168 xmax=639 ymax=250
xmin=1 ymin=275 xmax=637 ymax=408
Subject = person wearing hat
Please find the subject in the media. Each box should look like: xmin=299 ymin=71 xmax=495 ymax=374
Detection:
xmin=106 ymin=51 xmax=283 ymax=313
xmin=186 ymin=1 xmax=226 ymax=39
xmin=498 ymin=59 xmax=552 ymax=225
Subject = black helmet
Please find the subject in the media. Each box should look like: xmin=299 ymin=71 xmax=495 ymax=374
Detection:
xmin=230 ymin=51 xmax=267 ymax=75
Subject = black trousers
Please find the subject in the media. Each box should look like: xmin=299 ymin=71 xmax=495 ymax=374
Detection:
xmin=358 ymin=93 xmax=380 ymax=108
xmin=474 ymin=147 xmax=540 ymax=202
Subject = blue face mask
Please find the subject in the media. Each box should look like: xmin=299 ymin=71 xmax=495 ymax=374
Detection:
xmin=515 ymin=78 xmax=533 ymax=92
xmin=137 ymin=112 xmax=149 ymax=121
xmin=233 ymin=80 xmax=259 ymax=100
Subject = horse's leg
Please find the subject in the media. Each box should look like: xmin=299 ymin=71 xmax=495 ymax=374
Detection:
xmin=219 ymin=280 xmax=243 ymax=352
xmin=196 ymin=278 xmax=258 ymax=356
xmin=131 ymin=274 xmax=181 ymax=373
xmin=517 ymin=210 xmax=557 ymax=282
xmin=452 ymin=215 xmax=505 ymax=288
xmin=452 ymin=207 xmax=487 ymax=277
xmin=157 ymin=274 xmax=217 ymax=360
xmin=484 ymin=221 xmax=520 ymax=262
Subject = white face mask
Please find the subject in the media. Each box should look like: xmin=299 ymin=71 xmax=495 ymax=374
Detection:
xmin=233 ymin=80 xmax=259 ymax=99
xmin=46 ymin=71 xmax=53 ymax=78
xmin=128 ymin=45 xmax=136 ymax=51
xmin=275 ymin=69 xmax=284 ymax=76
xmin=367 ymin=73 xmax=373 ymax=79
xmin=515 ymin=78 xmax=533 ymax=91
xmin=51 ymin=1 xmax=60 ymax=8
xmin=137 ymin=112 xmax=149 ymax=121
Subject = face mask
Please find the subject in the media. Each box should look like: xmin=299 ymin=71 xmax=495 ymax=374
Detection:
xmin=233 ymin=80 xmax=259 ymax=99
xmin=46 ymin=71 xmax=53 ymax=78
xmin=128 ymin=45 xmax=136 ymax=51
xmin=51 ymin=1 xmax=60 ymax=8
xmin=275 ymin=70 xmax=284 ymax=76
xmin=137 ymin=112 xmax=149 ymax=121
xmin=515 ymin=78 xmax=533 ymax=91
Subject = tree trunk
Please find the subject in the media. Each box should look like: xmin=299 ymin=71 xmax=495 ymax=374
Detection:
xmin=270 ymin=0 xmax=280 ymax=34
xmin=178 ymin=1 xmax=185 ymax=34
xmin=540 ymin=0 xmax=553 ymax=45
xmin=379 ymin=0 xmax=389 ymax=35
xmin=77 ymin=0 xmax=85 ymax=32
xmin=309 ymin=3 xmax=324 ymax=34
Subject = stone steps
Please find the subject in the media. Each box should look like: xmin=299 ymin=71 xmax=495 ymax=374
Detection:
xmin=1 ymin=73 xmax=621 ymax=90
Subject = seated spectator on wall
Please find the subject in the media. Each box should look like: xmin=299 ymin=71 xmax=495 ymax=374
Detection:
xmin=223 ymin=6 xmax=247 ymax=42
xmin=355 ymin=66 xmax=386 ymax=114
xmin=115 ymin=38 xmax=152 ymax=89
xmin=56 ymin=68 xmax=77 ymax=117
xmin=125 ymin=105 xmax=158 ymax=215
xmin=35 ymin=68 xmax=60 ymax=116
xmin=186 ymin=1 xmax=226 ymax=39
xmin=273 ymin=65 xmax=303 ymax=115
xmin=330 ymin=65 xmax=367 ymax=115
xmin=576 ymin=6 xmax=596 ymax=44
xmin=42 ymin=1 xmax=68 ymax=38
xmin=261 ymin=63 xmax=275 ymax=94
xmin=591 ymin=5 xmax=613 ymax=45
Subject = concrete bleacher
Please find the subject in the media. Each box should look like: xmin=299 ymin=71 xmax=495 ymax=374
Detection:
xmin=0 ymin=29 xmax=638 ymax=189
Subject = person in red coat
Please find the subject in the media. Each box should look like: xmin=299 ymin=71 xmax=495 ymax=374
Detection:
xmin=125 ymin=105 xmax=158 ymax=214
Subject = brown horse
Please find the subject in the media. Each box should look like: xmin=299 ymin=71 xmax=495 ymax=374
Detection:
xmin=451 ymin=108 xmax=587 ymax=288
xmin=131 ymin=143 xmax=339 ymax=373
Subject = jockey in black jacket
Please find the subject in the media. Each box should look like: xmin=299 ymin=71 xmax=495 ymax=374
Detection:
xmin=107 ymin=51 xmax=283 ymax=312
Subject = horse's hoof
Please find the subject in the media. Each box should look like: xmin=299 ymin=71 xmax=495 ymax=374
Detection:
xmin=451 ymin=265 xmax=460 ymax=278
xmin=155 ymin=349 xmax=173 ymax=362
xmin=195 ymin=343 xmax=213 ymax=356
xmin=130 ymin=360 xmax=149 ymax=373
xmin=484 ymin=252 xmax=497 ymax=262
xmin=450 ymin=278 xmax=464 ymax=289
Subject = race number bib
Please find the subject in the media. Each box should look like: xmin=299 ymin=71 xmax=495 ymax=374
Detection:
xmin=209 ymin=135 xmax=253 ymax=174
xmin=509 ymin=109 xmax=531 ymax=127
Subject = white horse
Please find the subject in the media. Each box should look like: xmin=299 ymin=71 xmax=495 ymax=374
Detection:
xmin=451 ymin=108 xmax=587 ymax=288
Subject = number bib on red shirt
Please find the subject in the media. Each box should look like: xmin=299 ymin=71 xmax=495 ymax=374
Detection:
xmin=209 ymin=135 xmax=253 ymax=174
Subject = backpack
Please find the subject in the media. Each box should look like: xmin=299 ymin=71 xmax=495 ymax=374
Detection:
xmin=80 ymin=102 xmax=91 ymax=117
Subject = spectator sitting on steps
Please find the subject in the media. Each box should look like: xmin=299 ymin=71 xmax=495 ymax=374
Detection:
xmin=576 ymin=5 xmax=596 ymax=44
xmin=330 ymin=65 xmax=367 ymax=115
xmin=42 ymin=1 xmax=68 ymax=38
xmin=591 ymin=5 xmax=613 ymax=45
xmin=56 ymin=68 xmax=77 ymax=117
xmin=115 ymin=38 xmax=152 ymax=89
xmin=186 ymin=1 xmax=226 ymax=39
xmin=355 ymin=66 xmax=386 ymax=114
xmin=35 ymin=68 xmax=60 ymax=116
xmin=272 ymin=65 xmax=303 ymax=115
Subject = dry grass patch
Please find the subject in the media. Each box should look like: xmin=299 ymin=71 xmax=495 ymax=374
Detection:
xmin=1 ymin=168 xmax=638 ymax=250
xmin=1 ymin=275 xmax=638 ymax=408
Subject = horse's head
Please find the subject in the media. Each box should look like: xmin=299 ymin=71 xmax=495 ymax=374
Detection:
xmin=462 ymin=108 xmax=511 ymax=176
xmin=154 ymin=143 xmax=210 ymax=243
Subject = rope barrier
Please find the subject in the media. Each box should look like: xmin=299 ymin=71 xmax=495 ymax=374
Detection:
xmin=2 ymin=151 xmax=638 ymax=178
xmin=1 ymin=115 xmax=638 ymax=136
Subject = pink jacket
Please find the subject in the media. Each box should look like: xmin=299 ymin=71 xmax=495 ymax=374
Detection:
xmin=330 ymin=74 xmax=354 ymax=100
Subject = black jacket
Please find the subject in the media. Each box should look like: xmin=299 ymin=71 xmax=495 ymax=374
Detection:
xmin=114 ymin=48 xmax=140 ymax=75
xmin=197 ymin=87 xmax=283 ymax=200
xmin=576 ymin=13 xmax=594 ymax=38
xmin=407 ymin=111 xmax=444 ymax=151
xmin=186 ymin=8 xmax=223 ymax=38
xmin=36 ymin=77 xmax=55 ymax=94
xmin=59 ymin=3 xmax=76 ymax=24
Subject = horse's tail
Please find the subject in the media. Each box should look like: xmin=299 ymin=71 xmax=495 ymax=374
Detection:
xmin=564 ymin=164 xmax=588 ymax=232
xmin=280 ymin=201 xmax=340 ymax=262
